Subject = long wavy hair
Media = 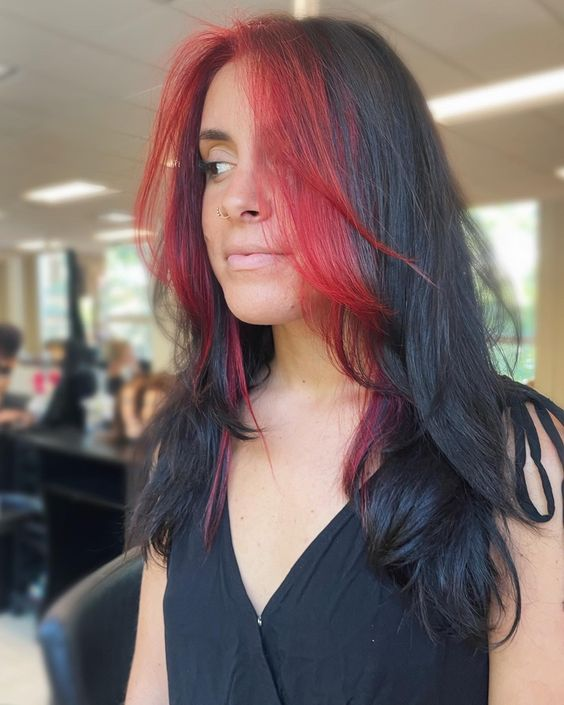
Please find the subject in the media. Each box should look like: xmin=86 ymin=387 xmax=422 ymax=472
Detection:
xmin=127 ymin=13 xmax=530 ymax=649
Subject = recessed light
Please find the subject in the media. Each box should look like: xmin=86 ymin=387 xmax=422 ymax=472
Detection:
xmin=17 ymin=240 xmax=47 ymax=252
xmin=555 ymin=166 xmax=564 ymax=180
xmin=429 ymin=66 xmax=564 ymax=124
xmin=293 ymin=0 xmax=319 ymax=19
xmin=23 ymin=180 xmax=115 ymax=204
xmin=98 ymin=211 xmax=134 ymax=223
xmin=94 ymin=228 xmax=151 ymax=243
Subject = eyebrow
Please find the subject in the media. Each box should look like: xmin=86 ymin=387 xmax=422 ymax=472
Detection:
xmin=198 ymin=128 xmax=233 ymax=142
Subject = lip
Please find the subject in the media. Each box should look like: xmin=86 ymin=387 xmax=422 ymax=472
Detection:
xmin=226 ymin=252 xmax=285 ymax=270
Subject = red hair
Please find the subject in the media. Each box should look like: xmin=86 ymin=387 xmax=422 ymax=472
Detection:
xmin=135 ymin=15 xmax=428 ymax=544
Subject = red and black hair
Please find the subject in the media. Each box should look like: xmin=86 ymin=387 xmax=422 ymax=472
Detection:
xmin=130 ymin=14 xmax=527 ymax=648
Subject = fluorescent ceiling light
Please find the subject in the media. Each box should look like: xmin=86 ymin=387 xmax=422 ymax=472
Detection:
xmin=16 ymin=239 xmax=65 ymax=252
xmin=17 ymin=240 xmax=47 ymax=252
xmin=99 ymin=211 xmax=133 ymax=223
xmin=23 ymin=180 xmax=114 ymax=204
xmin=293 ymin=0 xmax=319 ymax=18
xmin=555 ymin=166 xmax=564 ymax=180
xmin=94 ymin=228 xmax=151 ymax=243
xmin=429 ymin=66 xmax=564 ymax=124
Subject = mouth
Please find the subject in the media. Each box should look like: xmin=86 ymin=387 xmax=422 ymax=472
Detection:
xmin=226 ymin=252 xmax=286 ymax=270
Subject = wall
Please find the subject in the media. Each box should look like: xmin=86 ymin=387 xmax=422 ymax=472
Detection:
xmin=536 ymin=199 xmax=564 ymax=406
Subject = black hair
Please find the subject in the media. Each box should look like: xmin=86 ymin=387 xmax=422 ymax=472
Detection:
xmin=0 ymin=323 xmax=23 ymax=358
xmin=126 ymin=14 xmax=558 ymax=651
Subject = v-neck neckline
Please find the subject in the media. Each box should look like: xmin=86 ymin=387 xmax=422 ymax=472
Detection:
xmin=223 ymin=477 xmax=376 ymax=624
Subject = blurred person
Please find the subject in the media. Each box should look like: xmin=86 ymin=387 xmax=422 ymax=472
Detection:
xmin=138 ymin=373 xmax=174 ymax=428
xmin=125 ymin=15 xmax=564 ymax=705
xmin=113 ymin=372 xmax=173 ymax=442
xmin=0 ymin=322 xmax=23 ymax=409
xmin=0 ymin=323 xmax=35 ymax=428
xmin=104 ymin=340 xmax=140 ymax=396
xmin=44 ymin=338 xmax=67 ymax=367
xmin=113 ymin=373 xmax=150 ymax=442
xmin=40 ymin=340 xmax=97 ymax=430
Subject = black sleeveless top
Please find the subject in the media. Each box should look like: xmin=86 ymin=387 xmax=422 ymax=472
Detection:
xmin=163 ymin=384 xmax=564 ymax=705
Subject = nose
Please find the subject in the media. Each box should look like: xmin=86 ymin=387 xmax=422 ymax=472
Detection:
xmin=220 ymin=163 xmax=271 ymax=223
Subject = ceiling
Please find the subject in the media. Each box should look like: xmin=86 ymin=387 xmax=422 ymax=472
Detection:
xmin=0 ymin=0 xmax=563 ymax=253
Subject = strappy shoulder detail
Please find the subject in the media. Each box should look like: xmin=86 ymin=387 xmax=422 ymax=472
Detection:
xmin=503 ymin=380 xmax=564 ymax=524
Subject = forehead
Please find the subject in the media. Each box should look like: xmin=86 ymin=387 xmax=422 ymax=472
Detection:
xmin=200 ymin=62 xmax=252 ymax=134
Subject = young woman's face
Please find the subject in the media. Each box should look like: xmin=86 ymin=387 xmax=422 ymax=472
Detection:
xmin=199 ymin=62 xmax=304 ymax=326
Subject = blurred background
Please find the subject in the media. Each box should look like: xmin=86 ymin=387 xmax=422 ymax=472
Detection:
xmin=0 ymin=1 xmax=563 ymax=703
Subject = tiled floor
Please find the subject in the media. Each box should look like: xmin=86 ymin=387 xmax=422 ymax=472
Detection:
xmin=0 ymin=611 xmax=50 ymax=705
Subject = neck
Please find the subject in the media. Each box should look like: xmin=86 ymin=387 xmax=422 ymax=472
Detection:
xmin=263 ymin=318 xmax=365 ymax=406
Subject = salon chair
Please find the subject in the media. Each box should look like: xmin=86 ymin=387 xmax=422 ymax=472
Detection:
xmin=38 ymin=547 xmax=143 ymax=705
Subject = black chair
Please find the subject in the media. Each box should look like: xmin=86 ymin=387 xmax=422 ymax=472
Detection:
xmin=38 ymin=547 xmax=144 ymax=705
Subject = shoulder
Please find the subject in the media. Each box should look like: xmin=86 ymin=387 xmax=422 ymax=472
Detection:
xmin=502 ymin=380 xmax=563 ymax=523
xmin=489 ymin=380 xmax=564 ymax=704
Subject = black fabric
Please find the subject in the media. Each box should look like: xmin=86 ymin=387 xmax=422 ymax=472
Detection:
xmin=164 ymin=489 xmax=488 ymax=705
xmin=164 ymin=384 xmax=563 ymax=705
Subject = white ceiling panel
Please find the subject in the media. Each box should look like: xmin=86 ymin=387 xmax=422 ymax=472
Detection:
xmin=0 ymin=1 xmax=563 ymax=250
xmin=0 ymin=10 xmax=163 ymax=100
xmin=446 ymin=112 xmax=564 ymax=173
xmin=173 ymin=0 xmax=292 ymax=23
xmin=0 ymin=104 xmax=41 ymax=137
xmin=94 ymin=6 xmax=205 ymax=68
xmin=535 ymin=0 xmax=564 ymax=21
xmin=0 ymin=69 xmax=155 ymax=139
xmin=538 ymin=101 xmax=564 ymax=128
xmin=125 ymin=82 xmax=163 ymax=112
xmin=40 ymin=40 xmax=163 ymax=101
xmin=0 ymin=71 xmax=104 ymax=122
xmin=0 ymin=1 xmax=158 ymax=44
xmin=439 ymin=125 xmax=564 ymax=204
xmin=371 ymin=0 xmax=564 ymax=80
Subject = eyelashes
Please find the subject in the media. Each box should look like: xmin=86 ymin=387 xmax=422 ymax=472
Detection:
xmin=197 ymin=158 xmax=233 ymax=180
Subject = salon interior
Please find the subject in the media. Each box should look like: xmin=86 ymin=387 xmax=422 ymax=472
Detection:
xmin=0 ymin=1 xmax=563 ymax=704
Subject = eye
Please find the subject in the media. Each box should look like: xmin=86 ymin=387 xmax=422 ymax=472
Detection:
xmin=197 ymin=158 xmax=234 ymax=180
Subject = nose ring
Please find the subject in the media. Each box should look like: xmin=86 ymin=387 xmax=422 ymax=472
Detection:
xmin=217 ymin=206 xmax=231 ymax=219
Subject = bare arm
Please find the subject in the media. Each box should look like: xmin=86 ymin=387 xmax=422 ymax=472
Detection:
xmin=488 ymin=403 xmax=564 ymax=703
xmin=124 ymin=549 xmax=169 ymax=705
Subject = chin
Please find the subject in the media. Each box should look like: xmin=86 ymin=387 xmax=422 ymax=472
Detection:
xmin=223 ymin=293 xmax=302 ymax=326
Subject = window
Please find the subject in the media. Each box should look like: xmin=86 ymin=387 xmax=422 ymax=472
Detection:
xmin=470 ymin=200 xmax=538 ymax=384
xmin=98 ymin=244 xmax=153 ymax=361
xmin=37 ymin=251 xmax=70 ymax=343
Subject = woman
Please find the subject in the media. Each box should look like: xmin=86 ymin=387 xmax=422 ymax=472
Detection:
xmin=104 ymin=339 xmax=140 ymax=396
xmin=113 ymin=372 xmax=150 ymax=442
xmin=125 ymin=15 xmax=564 ymax=705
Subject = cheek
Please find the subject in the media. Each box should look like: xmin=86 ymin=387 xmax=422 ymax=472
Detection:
xmin=201 ymin=194 xmax=222 ymax=265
